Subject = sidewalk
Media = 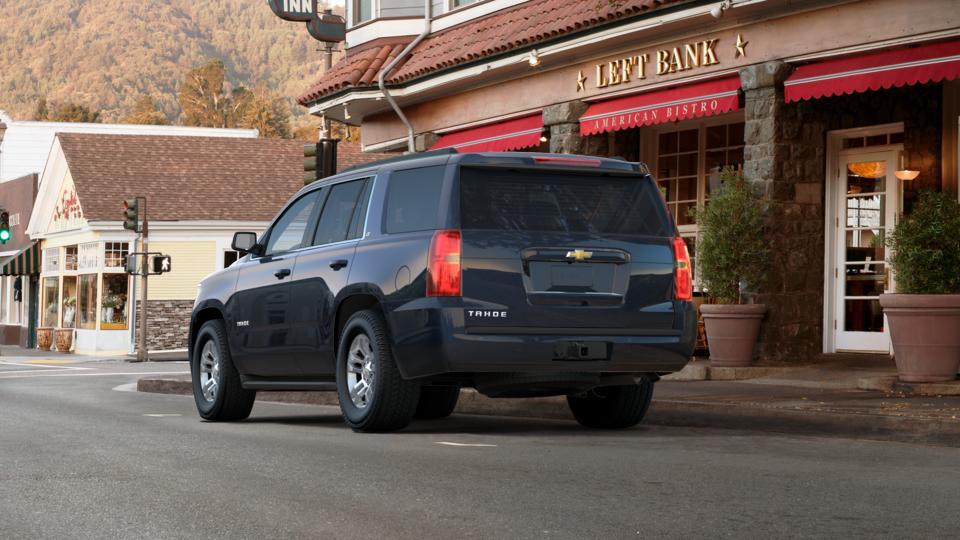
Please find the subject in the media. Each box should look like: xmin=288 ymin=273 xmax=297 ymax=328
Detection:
xmin=136 ymin=357 xmax=960 ymax=446
xmin=0 ymin=345 xmax=187 ymax=363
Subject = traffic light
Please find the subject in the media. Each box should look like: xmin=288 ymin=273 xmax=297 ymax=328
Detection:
xmin=303 ymin=139 xmax=339 ymax=184
xmin=0 ymin=212 xmax=9 ymax=244
xmin=123 ymin=198 xmax=139 ymax=232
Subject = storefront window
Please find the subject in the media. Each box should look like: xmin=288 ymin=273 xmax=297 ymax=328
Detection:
xmin=104 ymin=242 xmax=129 ymax=268
xmin=654 ymin=119 xmax=745 ymax=291
xmin=42 ymin=277 xmax=59 ymax=327
xmin=78 ymin=274 xmax=98 ymax=330
xmin=101 ymin=274 xmax=129 ymax=330
xmin=61 ymin=276 xmax=78 ymax=328
xmin=64 ymin=246 xmax=78 ymax=271
xmin=43 ymin=248 xmax=59 ymax=273
xmin=79 ymin=242 xmax=100 ymax=271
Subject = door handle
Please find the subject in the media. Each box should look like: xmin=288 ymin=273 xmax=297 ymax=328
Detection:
xmin=274 ymin=268 xmax=291 ymax=280
xmin=329 ymin=259 xmax=349 ymax=271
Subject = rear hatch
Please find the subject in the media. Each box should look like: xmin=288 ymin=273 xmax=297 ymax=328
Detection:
xmin=459 ymin=164 xmax=679 ymax=334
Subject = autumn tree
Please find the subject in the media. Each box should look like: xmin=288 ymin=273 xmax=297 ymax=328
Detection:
xmin=178 ymin=59 xmax=231 ymax=128
xmin=122 ymin=96 xmax=170 ymax=125
xmin=236 ymin=85 xmax=291 ymax=138
xmin=33 ymin=98 xmax=101 ymax=123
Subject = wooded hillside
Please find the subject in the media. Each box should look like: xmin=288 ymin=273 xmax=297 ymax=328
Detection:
xmin=0 ymin=0 xmax=336 ymax=123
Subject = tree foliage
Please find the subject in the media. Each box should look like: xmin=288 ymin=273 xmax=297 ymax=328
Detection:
xmin=0 ymin=0 xmax=340 ymax=123
xmin=694 ymin=168 xmax=769 ymax=304
xmin=887 ymin=191 xmax=960 ymax=294
xmin=178 ymin=59 xmax=231 ymax=128
xmin=121 ymin=96 xmax=170 ymax=125
xmin=32 ymin=97 xmax=101 ymax=123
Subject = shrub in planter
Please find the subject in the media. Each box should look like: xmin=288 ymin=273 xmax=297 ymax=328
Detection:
xmin=694 ymin=168 xmax=769 ymax=367
xmin=880 ymin=190 xmax=960 ymax=382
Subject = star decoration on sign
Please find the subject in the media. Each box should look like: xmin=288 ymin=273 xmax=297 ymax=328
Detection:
xmin=576 ymin=70 xmax=587 ymax=92
xmin=735 ymin=34 xmax=748 ymax=58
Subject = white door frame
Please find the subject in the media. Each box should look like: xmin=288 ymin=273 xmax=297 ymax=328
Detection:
xmin=823 ymin=122 xmax=903 ymax=354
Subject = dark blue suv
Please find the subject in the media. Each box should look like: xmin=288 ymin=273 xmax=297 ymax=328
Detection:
xmin=189 ymin=151 xmax=695 ymax=432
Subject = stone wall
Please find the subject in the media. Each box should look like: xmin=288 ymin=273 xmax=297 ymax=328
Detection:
xmin=742 ymin=61 xmax=943 ymax=363
xmin=133 ymin=299 xmax=192 ymax=351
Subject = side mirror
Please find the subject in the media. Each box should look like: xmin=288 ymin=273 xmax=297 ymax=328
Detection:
xmin=232 ymin=232 xmax=261 ymax=256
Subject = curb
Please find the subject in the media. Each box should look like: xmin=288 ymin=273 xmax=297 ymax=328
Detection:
xmin=858 ymin=375 xmax=960 ymax=396
xmin=136 ymin=377 xmax=960 ymax=445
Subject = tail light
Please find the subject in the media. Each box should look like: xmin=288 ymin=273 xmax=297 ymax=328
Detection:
xmin=427 ymin=230 xmax=462 ymax=297
xmin=673 ymin=237 xmax=693 ymax=301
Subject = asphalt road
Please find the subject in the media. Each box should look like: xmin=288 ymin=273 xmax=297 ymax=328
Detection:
xmin=1 ymin=359 xmax=959 ymax=539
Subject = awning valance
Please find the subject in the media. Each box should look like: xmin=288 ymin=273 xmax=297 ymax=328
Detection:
xmin=1 ymin=242 xmax=40 ymax=276
xmin=579 ymin=76 xmax=741 ymax=136
xmin=785 ymin=40 xmax=960 ymax=103
xmin=430 ymin=114 xmax=543 ymax=152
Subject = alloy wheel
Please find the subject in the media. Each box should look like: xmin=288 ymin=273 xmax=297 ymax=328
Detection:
xmin=198 ymin=340 xmax=221 ymax=403
xmin=346 ymin=333 xmax=376 ymax=409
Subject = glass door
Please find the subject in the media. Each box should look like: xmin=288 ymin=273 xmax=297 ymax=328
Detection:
xmin=834 ymin=150 xmax=898 ymax=352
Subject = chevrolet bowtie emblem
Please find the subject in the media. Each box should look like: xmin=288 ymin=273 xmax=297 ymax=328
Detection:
xmin=565 ymin=249 xmax=593 ymax=262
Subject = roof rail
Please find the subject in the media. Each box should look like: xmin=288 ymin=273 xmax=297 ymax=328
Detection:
xmin=340 ymin=147 xmax=457 ymax=173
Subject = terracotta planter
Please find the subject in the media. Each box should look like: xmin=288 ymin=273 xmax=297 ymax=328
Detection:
xmin=36 ymin=327 xmax=54 ymax=351
xmin=55 ymin=328 xmax=74 ymax=353
xmin=879 ymin=294 xmax=960 ymax=383
xmin=700 ymin=304 xmax=766 ymax=367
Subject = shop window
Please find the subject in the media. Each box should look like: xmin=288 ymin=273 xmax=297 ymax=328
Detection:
xmin=61 ymin=276 xmax=78 ymax=328
xmin=79 ymin=242 xmax=100 ymax=271
xmin=101 ymin=274 xmax=128 ymax=330
xmin=654 ymin=119 xmax=745 ymax=291
xmin=842 ymin=132 xmax=903 ymax=149
xmin=104 ymin=242 xmax=129 ymax=268
xmin=64 ymin=246 xmax=78 ymax=271
xmin=43 ymin=248 xmax=59 ymax=274
xmin=78 ymin=274 xmax=98 ymax=330
xmin=0 ymin=277 xmax=7 ymax=323
xmin=42 ymin=277 xmax=59 ymax=328
xmin=224 ymin=250 xmax=240 ymax=268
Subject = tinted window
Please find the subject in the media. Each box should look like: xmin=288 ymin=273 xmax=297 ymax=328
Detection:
xmin=385 ymin=166 xmax=445 ymax=234
xmin=460 ymin=169 xmax=671 ymax=237
xmin=264 ymin=191 xmax=321 ymax=256
xmin=314 ymin=179 xmax=367 ymax=246
xmin=348 ymin=179 xmax=374 ymax=240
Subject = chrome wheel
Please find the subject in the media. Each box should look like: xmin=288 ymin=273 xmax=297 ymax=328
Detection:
xmin=199 ymin=340 xmax=220 ymax=403
xmin=346 ymin=334 xmax=376 ymax=409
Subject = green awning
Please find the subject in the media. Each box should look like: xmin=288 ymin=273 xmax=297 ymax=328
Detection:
xmin=1 ymin=242 xmax=40 ymax=275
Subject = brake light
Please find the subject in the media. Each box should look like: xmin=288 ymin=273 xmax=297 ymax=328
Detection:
xmin=532 ymin=156 xmax=602 ymax=167
xmin=673 ymin=237 xmax=693 ymax=301
xmin=427 ymin=230 xmax=462 ymax=297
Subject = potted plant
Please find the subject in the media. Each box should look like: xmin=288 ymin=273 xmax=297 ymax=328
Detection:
xmin=55 ymin=327 xmax=74 ymax=353
xmin=695 ymin=168 xmax=769 ymax=367
xmin=102 ymin=294 xmax=120 ymax=323
xmin=62 ymin=296 xmax=76 ymax=328
xmin=36 ymin=327 xmax=54 ymax=351
xmin=880 ymin=191 xmax=960 ymax=382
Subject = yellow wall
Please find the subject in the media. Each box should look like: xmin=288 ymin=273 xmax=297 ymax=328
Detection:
xmin=147 ymin=241 xmax=217 ymax=300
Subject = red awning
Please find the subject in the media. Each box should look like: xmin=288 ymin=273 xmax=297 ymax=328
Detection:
xmin=431 ymin=115 xmax=543 ymax=152
xmin=785 ymin=40 xmax=960 ymax=103
xmin=579 ymin=77 xmax=740 ymax=136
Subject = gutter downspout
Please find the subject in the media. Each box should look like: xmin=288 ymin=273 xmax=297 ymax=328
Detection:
xmin=378 ymin=0 xmax=432 ymax=153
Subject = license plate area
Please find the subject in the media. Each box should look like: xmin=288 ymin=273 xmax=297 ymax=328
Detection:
xmin=553 ymin=341 xmax=609 ymax=361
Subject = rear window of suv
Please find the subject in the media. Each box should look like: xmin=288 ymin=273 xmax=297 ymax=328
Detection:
xmin=459 ymin=168 xmax=671 ymax=237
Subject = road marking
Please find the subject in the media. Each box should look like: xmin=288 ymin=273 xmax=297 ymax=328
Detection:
xmin=0 ymin=370 xmax=189 ymax=379
xmin=435 ymin=441 xmax=497 ymax=448
xmin=0 ymin=360 xmax=87 ymax=371
xmin=20 ymin=359 xmax=77 ymax=365
xmin=143 ymin=413 xmax=182 ymax=418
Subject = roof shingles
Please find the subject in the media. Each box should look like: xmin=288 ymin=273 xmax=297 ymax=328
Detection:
xmin=57 ymin=134 xmax=395 ymax=223
xmin=299 ymin=0 xmax=684 ymax=105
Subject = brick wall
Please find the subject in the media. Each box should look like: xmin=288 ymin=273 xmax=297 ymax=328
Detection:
xmin=134 ymin=299 xmax=192 ymax=351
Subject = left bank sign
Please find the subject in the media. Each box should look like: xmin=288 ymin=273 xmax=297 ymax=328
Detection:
xmin=267 ymin=0 xmax=316 ymax=22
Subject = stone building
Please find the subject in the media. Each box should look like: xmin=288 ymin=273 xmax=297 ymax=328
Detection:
xmin=299 ymin=0 xmax=960 ymax=362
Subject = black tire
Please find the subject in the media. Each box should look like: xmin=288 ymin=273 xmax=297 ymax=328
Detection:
xmin=566 ymin=377 xmax=654 ymax=429
xmin=414 ymin=386 xmax=460 ymax=420
xmin=191 ymin=319 xmax=256 ymax=421
xmin=336 ymin=310 xmax=420 ymax=432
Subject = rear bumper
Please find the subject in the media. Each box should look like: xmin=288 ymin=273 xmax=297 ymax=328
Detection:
xmin=387 ymin=298 xmax=696 ymax=379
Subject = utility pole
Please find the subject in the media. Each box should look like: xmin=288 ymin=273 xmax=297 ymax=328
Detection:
xmin=138 ymin=196 xmax=149 ymax=362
